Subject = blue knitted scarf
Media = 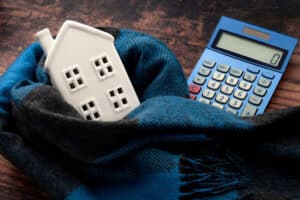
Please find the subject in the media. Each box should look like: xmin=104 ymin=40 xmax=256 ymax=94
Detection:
xmin=1 ymin=28 xmax=300 ymax=200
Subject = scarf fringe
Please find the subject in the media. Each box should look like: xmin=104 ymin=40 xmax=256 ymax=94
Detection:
xmin=179 ymin=151 xmax=248 ymax=199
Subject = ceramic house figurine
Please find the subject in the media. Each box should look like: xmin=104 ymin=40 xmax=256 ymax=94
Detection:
xmin=35 ymin=20 xmax=140 ymax=121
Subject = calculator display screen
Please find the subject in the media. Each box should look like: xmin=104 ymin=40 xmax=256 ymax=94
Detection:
xmin=214 ymin=31 xmax=285 ymax=68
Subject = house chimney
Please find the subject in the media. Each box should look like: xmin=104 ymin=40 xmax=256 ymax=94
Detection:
xmin=35 ymin=28 xmax=54 ymax=56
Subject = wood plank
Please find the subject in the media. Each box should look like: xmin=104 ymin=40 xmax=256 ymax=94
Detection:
xmin=0 ymin=0 xmax=300 ymax=199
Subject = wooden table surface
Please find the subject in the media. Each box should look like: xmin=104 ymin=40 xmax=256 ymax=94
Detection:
xmin=0 ymin=0 xmax=300 ymax=199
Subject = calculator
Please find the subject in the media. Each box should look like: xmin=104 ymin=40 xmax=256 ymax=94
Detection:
xmin=188 ymin=16 xmax=298 ymax=117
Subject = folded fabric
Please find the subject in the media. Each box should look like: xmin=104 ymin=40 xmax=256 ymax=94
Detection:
xmin=1 ymin=27 xmax=300 ymax=200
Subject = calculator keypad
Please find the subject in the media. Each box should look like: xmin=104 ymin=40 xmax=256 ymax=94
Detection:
xmin=234 ymin=89 xmax=247 ymax=100
xmin=202 ymin=89 xmax=216 ymax=99
xmin=239 ymin=80 xmax=252 ymax=91
xmin=216 ymin=93 xmax=229 ymax=104
xmin=226 ymin=76 xmax=238 ymax=86
xmin=221 ymin=85 xmax=234 ymax=95
xmin=189 ymin=59 xmax=276 ymax=117
xmin=190 ymin=94 xmax=197 ymax=100
xmin=247 ymin=66 xmax=260 ymax=74
xmin=203 ymin=60 xmax=216 ymax=68
xmin=253 ymin=86 xmax=267 ymax=97
xmin=198 ymin=67 xmax=211 ymax=76
xmin=199 ymin=97 xmax=210 ymax=104
xmin=208 ymin=80 xmax=221 ymax=90
xmin=212 ymin=102 xmax=224 ymax=109
xmin=249 ymin=95 xmax=262 ymax=106
xmin=217 ymin=64 xmax=230 ymax=73
xmin=258 ymin=77 xmax=271 ymax=88
xmin=262 ymin=72 xmax=275 ymax=79
xmin=229 ymin=98 xmax=243 ymax=109
xmin=189 ymin=84 xmax=201 ymax=94
xmin=212 ymin=71 xmax=225 ymax=81
xmin=193 ymin=75 xmax=206 ymax=85
xmin=241 ymin=104 xmax=258 ymax=117
xmin=230 ymin=68 xmax=243 ymax=77
xmin=226 ymin=107 xmax=238 ymax=115
xmin=243 ymin=72 xmax=257 ymax=82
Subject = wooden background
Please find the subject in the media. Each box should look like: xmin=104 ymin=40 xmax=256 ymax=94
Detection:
xmin=0 ymin=0 xmax=299 ymax=199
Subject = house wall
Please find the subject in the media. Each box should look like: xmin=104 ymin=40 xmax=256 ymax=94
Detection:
xmin=47 ymin=28 xmax=139 ymax=121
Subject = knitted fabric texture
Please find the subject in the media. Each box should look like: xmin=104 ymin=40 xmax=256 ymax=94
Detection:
xmin=1 ymin=28 xmax=300 ymax=200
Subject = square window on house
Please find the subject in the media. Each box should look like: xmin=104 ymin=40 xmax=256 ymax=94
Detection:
xmin=102 ymin=56 xmax=108 ymax=64
xmin=95 ymin=59 xmax=100 ymax=67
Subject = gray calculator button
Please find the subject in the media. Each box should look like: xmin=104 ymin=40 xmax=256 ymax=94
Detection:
xmin=249 ymin=95 xmax=262 ymax=106
xmin=247 ymin=66 xmax=260 ymax=74
xmin=225 ymin=76 xmax=239 ymax=86
xmin=262 ymin=72 xmax=275 ymax=79
xmin=234 ymin=89 xmax=247 ymax=100
xmin=193 ymin=75 xmax=206 ymax=85
xmin=217 ymin=64 xmax=230 ymax=73
xmin=212 ymin=71 xmax=225 ymax=81
xmin=258 ymin=77 xmax=271 ymax=88
xmin=253 ymin=86 xmax=267 ymax=97
xmin=216 ymin=93 xmax=229 ymax=104
xmin=212 ymin=102 xmax=224 ymax=110
xmin=243 ymin=72 xmax=257 ymax=82
xmin=229 ymin=98 xmax=243 ymax=109
xmin=199 ymin=97 xmax=210 ymax=105
xmin=241 ymin=104 xmax=258 ymax=117
xmin=226 ymin=107 xmax=238 ymax=115
xmin=230 ymin=68 xmax=243 ymax=77
xmin=203 ymin=59 xmax=216 ymax=68
xmin=239 ymin=80 xmax=252 ymax=91
xmin=198 ymin=67 xmax=211 ymax=76
xmin=208 ymin=80 xmax=221 ymax=90
xmin=221 ymin=85 xmax=234 ymax=95
xmin=202 ymin=89 xmax=216 ymax=99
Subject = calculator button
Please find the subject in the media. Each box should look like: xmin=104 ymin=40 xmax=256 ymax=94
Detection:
xmin=208 ymin=80 xmax=221 ymax=90
xmin=189 ymin=84 xmax=201 ymax=94
xmin=234 ymin=89 xmax=247 ymax=100
xmin=249 ymin=95 xmax=262 ymax=106
xmin=212 ymin=102 xmax=224 ymax=110
xmin=253 ymin=86 xmax=267 ymax=97
xmin=258 ymin=77 xmax=272 ymax=88
xmin=212 ymin=71 xmax=225 ymax=81
xmin=198 ymin=67 xmax=211 ymax=77
xmin=193 ymin=75 xmax=206 ymax=85
xmin=239 ymin=80 xmax=252 ymax=91
xmin=221 ymin=85 xmax=234 ymax=95
xmin=203 ymin=59 xmax=216 ymax=68
xmin=217 ymin=64 xmax=230 ymax=73
xmin=229 ymin=98 xmax=243 ymax=109
xmin=243 ymin=72 xmax=257 ymax=82
xmin=241 ymin=104 xmax=258 ymax=117
xmin=225 ymin=76 xmax=239 ymax=86
xmin=262 ymin=72 xmax=275 ymax=79
xmin=226 ymin=107 xmax=238 ymax=115
xmin=247 ymin=66 xmax=260 ymax=74
xmin=199 ymin=97 xmax=210 ymax=104
xmin=216 ymin=93 xmax=229 ymax=104
xmin=230 ymin=68 xmax=243 ymax=77
xmin=202 ymin=89 xmax=216 ymax=99
xmin=190 ymin=94 xmax=197 ymax=100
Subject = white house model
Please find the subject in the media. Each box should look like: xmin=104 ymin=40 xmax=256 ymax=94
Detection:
xmin=35 ymin=20 xmax=140 ymax=121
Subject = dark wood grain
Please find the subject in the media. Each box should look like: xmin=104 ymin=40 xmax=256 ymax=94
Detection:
xmin=0 ymin=0 xmax=300 ymax=199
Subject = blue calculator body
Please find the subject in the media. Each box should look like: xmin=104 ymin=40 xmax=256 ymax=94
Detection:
xmin=188 ymin=16 xmax=298 ymax=117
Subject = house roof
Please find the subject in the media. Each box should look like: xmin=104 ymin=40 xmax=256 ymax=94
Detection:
xmin=45 ymin=20 xmax=115 ymax=67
